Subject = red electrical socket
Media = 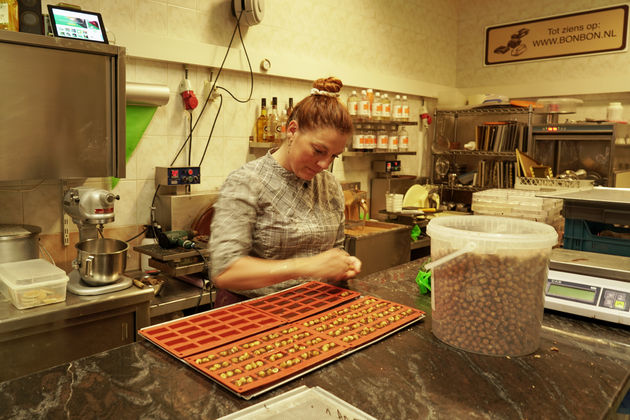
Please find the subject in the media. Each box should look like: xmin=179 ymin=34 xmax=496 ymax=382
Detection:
xmin=180 ymin=78 xmax=198 ymax=110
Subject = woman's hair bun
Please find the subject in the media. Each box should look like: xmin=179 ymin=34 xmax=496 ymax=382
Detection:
xmin=313 ymin=77 xmax=343 ymax=94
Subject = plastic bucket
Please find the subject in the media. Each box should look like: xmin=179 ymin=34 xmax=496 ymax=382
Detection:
xmin=426 ymin=215 xmax=557 ymax=356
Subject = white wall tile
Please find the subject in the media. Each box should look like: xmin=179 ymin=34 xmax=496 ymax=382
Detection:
xmin=135 ymin=0 xmax=168 ymax=37
xmin=167 ymin=4 xmax=202 ymax=41
xmin=110 ymin=180 xmax=137 ymax=227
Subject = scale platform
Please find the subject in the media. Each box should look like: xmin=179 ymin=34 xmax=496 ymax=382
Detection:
xmin=546 ymin=248 xmax=630 ymax=325
xmin=67 ymin=270 xmax=133 ymax=296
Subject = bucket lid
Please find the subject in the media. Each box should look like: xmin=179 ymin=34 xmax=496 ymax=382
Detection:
xmin=427 ymin=215 xmax=558 ymax=249
xmin=0 ymin=224 xmax=41 ymax=240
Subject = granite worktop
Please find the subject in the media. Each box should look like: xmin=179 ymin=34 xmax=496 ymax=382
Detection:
xmin=1 ymin=259 xmax=629 ymax=419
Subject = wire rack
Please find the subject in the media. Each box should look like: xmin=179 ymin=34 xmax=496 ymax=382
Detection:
xmin=514 ymin=177 xmax=594 ymax=191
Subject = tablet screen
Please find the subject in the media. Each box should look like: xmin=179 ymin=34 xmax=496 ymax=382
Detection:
xmin=47 ymin=5 xmax=108 ymax=44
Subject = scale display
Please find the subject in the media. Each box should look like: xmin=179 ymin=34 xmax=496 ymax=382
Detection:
xmin=547 ymin=283 xmax=597 ymax=303
xmin=545 ymin=270 xmax=630 ymax=325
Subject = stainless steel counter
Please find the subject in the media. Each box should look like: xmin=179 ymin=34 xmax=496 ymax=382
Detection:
xmin=0 ymin=282 xmax=153 ymax=382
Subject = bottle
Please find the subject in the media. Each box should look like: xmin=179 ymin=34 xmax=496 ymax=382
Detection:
xmin=256 ymin=98 xmax=268 ymax=143
xmin=347 ymin=90 xmax=359 ymax=117
xmin=381 ymin=94 xmax=391 ymax=121
xmin=393 ymin=95 xmax=403 ymax=121
xmin=376 ymin=124 xmax=388 ymax=150
xmin=278 ymin=109 xmax=288 ymax=142
xmin=0 ymin=0 xmax=18 ymax=31
xmin=287 ymin=97 xmax=294 ymax=118
xmin=366 ymin=88 xmax=374 ymax=119
xmin=366 ymin=126 xmax=376 ymax=151
xmin=388 ymin=127 xmax=398 ymax=151
xmin=359 ymin=90 xmax=370 ymax=119
xmin=266 ymin=97 xmax=279 ymax=143
xmin=352 ymin=124 xmax=363 ymax=150
xmin=402 ymin=95 xmax=410 ymax=121
xmin=371 ymin=92 xmax=382 ymax=121
xmin=607 ymin=102 xmax=624 ymax=121
xmin=398 ymin=126 xmax=409 ymax=150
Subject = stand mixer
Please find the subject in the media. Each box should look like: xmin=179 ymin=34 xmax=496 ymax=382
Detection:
xmin=63 ymin=187 xmax=132 ymax=295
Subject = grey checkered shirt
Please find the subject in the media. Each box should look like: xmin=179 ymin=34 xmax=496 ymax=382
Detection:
xmin=209 ymin=150 xmax=345 ymax=298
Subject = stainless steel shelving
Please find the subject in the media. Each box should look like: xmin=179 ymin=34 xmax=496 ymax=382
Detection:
xmin=433 ymin=150 xmax=517 ymax=159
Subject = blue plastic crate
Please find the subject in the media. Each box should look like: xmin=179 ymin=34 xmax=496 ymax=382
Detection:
xmin=563 ymin=218 xmax=630 ymax=257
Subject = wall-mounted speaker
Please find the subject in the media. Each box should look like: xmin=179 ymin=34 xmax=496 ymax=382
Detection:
xmin=231 ymin=0 xmax=264 ymax=26
xmin=18 ymin=0 xmax=43 ymax=35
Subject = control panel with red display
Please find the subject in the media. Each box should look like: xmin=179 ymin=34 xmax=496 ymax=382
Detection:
xmin=155 ymin=166 xmax=201 ymax=185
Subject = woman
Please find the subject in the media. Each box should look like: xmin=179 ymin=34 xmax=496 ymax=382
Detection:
xmin=210 ymin=77 xmax=362 ymax=307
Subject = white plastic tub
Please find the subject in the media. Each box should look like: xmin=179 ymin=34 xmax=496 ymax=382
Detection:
xmin=0 ymin=259 xmax=68 ymax=309
xmin=426 ymin=216 xmax=557 ymax=356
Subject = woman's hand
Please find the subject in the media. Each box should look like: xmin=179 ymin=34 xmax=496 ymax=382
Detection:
xmin=305 ymin=248 xmax=362 ymax=281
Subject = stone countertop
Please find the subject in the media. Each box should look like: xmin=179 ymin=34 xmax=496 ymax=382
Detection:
xmin=1 ymin=259 xmax=629 ymax=419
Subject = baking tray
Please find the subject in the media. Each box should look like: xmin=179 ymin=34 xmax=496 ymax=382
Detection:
xmin=140 ymin=283 xmax=425 ymax=399
xmin=138 ymin=305 xmax=285 ymax=358
xmin=242 ymin=281 xmax=360 ymax=322
xmin=216 ymin=385 xmax=377 ymax=420
xmin=182 ymin=297 xmax=425 ymax=399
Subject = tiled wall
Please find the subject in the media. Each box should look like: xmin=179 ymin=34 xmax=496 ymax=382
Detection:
xmin=0 ymin=0 xmax=452 ymax=272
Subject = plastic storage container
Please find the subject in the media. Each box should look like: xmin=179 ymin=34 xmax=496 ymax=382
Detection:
xmin=563 ymin=218 xmax=630 ymax=257
xmin=426 ymin=216 xmax=557 ymax=356
xmin=0 ymin=258 xmax=69 ymax=309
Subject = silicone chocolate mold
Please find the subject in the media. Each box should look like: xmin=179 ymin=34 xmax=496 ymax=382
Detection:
xmin=243 ymin=281 xmax=360 ymax=322
xmin=300 ymin=296 xmax=425 ymax=349
xmin=185 ymin=323 xmax=348 ymax=394
xmin=139 ymin=304 xmax=284 ymax=358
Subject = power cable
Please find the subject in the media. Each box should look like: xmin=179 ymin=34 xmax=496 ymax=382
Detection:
xmin=198 ymin=94 xmax=223 ymax=166
xmin=169 ymin=9 xmax=245 ymax=166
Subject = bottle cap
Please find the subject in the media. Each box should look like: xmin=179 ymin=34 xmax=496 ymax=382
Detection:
xmin=402 ymin=95 xmax=408 ymax=100
xmin=395 ymin=94 xmax=401 ymax=99
xmin=261 ymin=98 xmax=266 ymax=106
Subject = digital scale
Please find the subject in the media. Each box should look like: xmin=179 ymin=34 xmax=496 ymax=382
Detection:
xmin=546 ymin=249 xmax=630 ymax=325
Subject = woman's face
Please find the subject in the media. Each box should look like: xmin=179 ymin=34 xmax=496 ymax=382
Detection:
xmin=284 ymin=121 xmax=348 ymax=180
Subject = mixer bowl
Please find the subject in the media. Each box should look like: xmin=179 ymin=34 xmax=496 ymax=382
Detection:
xmin=74 ymin=238 xmax=128 ymax=286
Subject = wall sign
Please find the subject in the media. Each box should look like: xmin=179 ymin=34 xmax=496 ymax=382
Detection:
xmin=485 ymin=5 xmax=628 ymax=65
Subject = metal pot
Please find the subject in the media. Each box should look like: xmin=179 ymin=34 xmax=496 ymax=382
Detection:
xmin=74 ymin=238 xmax=128 ymax=286
xmin=0 ymin=224 xmax=41 ymax=263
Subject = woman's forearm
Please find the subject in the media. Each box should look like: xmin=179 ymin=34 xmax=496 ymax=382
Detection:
xmin=212 ymin=256 xmax=313 ymax=290
xmin=212 ymin=249 xmax=361 ymax=291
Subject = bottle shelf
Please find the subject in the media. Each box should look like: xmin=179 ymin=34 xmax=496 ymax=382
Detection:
xmin=343 ymin=150 xmax=416 ymax=157
xmin=435 ymin=106 xmax=531 ymax=115
xmin=249 ymin=141 xmax=276 ymax=149
xmin=249 ymin=142 xmax=417 ymax=157
xmin=351 ymin=118 xmax=418 ymax=128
